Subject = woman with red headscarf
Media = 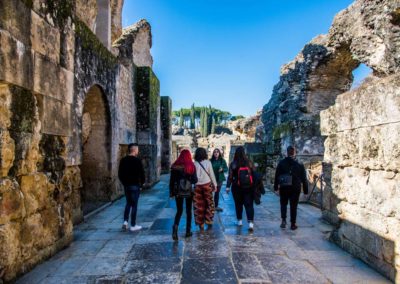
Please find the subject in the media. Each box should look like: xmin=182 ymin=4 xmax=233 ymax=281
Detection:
xmin=169 ymin=149 xmax=198 ymax=240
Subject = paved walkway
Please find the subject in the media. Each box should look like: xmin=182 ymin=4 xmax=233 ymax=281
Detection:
xmin=18 ymin=175 xmax=391 ymax=284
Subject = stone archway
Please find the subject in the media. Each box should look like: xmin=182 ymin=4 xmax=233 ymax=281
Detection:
xmin=81 ymin=85 xmax=112 ymax=215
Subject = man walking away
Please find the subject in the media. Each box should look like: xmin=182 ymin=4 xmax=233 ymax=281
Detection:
xmin=274 ymin=146 xmax=308 ymax=230
xmin=118 ymin=143 xmax=145 ymax=232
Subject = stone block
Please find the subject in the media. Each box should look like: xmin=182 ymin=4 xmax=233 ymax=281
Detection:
xmin=33 ymin=53 xmax=74 ymax=104
xmin=0 ymin=0 xmax=31 ymax=46
xmin=60 ymin=25 xmax=75 ymax=71
xmin=0 ymin=30 xmax=33 ymax=90
xmin=0 ymin=178 xmax=25 ymax=224
xmin=30 ymin=11 xmax=60 ymax=64
xmin=0 ymin=222 xmax=22 ymax=282
xmin=61 ymin=166 xmax=82 ymax=199
xmin=321 ymin=74 xmax=400 ymax=135
xmin=20 ymin=173 xmax=53 ymax=215
xmin=0 ymin=130 xmax=15 ymax=177
xmin=38 ymin=95 xmax=72 ymax=136
xmin=75 ymin=0 xmax=97 ymax=33
xmin=0 ymin=84 xmax=12 ymax=130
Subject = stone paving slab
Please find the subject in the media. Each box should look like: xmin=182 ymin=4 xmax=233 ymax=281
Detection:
xmin=17 ymin=175 xmax=392 ymax=284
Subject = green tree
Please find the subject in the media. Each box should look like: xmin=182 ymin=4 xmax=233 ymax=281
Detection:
xmin=190 ymin=104 xmax=195 ymax=129
xmin=179 ymin=109 xmax=184 ymax=127
xmin=211 ymin=116 xmax=216 ymax=134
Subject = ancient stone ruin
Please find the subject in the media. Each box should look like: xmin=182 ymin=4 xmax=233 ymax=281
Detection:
xmin=261 ymin=0 xmax=400 ymax=281
xmin=0 ymin=0 xmax=171 ymax=281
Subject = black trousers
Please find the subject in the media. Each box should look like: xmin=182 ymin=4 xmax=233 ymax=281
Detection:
xmin=214 ymin=184 xmax=222 ymax=208
xmin=124 ymin=186 xmax=140 ymax=226
xmin=280 ymin=189 xmax=301 ymax=224
xmin=232 ymin=185 xmax=254 ymax=221
xmin=174 ymin=196 xmax=192 ymax=229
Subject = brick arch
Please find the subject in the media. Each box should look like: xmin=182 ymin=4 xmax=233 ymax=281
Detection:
xmin=80 ymin=84 xmax=112 ymax=215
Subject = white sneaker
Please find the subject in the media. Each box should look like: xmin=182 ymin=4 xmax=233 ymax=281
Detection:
xmin=122 ymin=221 xmax=128 ymax=231
xmin=249 ymin=222 xmax=254 ymax=231
xmin=237 ymin=220 xmax=243 ymax=226
xmin=130 ymin=225 xmax=142 ymax=232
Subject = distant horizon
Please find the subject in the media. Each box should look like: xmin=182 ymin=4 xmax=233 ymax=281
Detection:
xmin=122 ymin=0 xmax=370 ymax=117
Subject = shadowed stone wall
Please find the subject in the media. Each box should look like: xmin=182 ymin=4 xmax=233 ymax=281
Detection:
xmin=135 ymin=67 xmax=161 ymax=186
xmin=261 ymin=0 xmax=400 ymax=281
xmin=0 ymin=0 xmax=164 ymax=281
xmin=161 ymin=96 xmax=172 ymax=174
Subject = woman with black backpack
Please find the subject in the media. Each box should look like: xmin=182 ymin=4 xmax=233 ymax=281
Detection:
xmin=169 ymin=149 xmax=198 ymax=240
xmin=226 ymin=146 xmax=255 ymax=231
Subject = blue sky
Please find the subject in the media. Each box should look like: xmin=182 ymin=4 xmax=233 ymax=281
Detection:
xmin=122 ymin=0 xmax=362 ymax=116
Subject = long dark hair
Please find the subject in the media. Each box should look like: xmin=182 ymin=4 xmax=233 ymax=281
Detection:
xmin=210 ymin=148 xmax=223 ymax=161
xmin=194 ymin=147 xmax=208 ymax=162
xmin=233 ymin=146 xmax=252 ymax=168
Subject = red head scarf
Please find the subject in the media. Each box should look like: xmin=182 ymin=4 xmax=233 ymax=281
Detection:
xmin=172 ymin=149 xmax=195 ymax=175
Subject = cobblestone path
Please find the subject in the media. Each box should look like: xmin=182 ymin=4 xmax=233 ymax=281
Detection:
xmin=18 ymin=176 xmax=390 ymax=284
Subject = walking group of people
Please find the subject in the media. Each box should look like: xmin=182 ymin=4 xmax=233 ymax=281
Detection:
xmin=118 ymin=143 xmax=308 ymax=239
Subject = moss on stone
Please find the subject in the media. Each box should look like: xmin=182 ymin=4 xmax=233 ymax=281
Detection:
xmin=20 ymin=0 xmax=33 ymax=9
xmin=9 ymin=86 xmax=36 ymax=133
xmin=39 ymin=0 xmax=74 ymax=28
xmin=39 ymin=134 xmax=66 ymax=183
xmin=75 ymin=19 xmax=118 ymax=68
xmin=272 ymin=122 xmax=292 ymax=140
xmin=135 ymin=67 xmax=160 ymax=131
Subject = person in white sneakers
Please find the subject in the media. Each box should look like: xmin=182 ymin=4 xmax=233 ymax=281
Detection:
xmin=226 ymin=146 xmax=255 ymax=231
xmin=118 ymin=143 xmax=145 ymax=232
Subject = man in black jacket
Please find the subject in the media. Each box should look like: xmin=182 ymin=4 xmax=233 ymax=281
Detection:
xmin=118 ymin=143 xmax=145 ymax=232
xmin=274 ymin=146 xmax=308 ymax=230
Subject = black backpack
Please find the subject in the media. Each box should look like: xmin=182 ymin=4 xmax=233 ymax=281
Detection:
xmin=176 ymin=177 xmax=193 ymax=198
xmin=238 ymin=167 xmax=253 ymax=189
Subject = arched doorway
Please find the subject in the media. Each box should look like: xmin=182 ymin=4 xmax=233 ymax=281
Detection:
xmin=81 ymin=85 xmax=112 ymax=215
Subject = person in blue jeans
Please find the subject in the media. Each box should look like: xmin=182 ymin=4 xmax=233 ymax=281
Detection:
xmin=118 ymin=143 xmax=145 ymax=232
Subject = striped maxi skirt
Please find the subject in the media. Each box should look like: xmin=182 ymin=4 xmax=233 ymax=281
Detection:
xmin=193 ymin=183 xmax=215 ymax=225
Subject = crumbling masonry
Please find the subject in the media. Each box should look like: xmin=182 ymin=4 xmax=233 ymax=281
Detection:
xmin=0 ymin=0 xmax=171 ymax=281
xmin=261 ymin=0 xmax=400 ymax=281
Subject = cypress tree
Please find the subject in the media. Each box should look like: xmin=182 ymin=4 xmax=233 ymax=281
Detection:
xmin=204 ymin=108 xmax=208 ymax=137
xmin=190 ymin=104 xmax=195 ymax=129
xmin=211 ymin=116 xmax=216 ymax=134
xmin=179 ymin=109 xmax=184 ymax=128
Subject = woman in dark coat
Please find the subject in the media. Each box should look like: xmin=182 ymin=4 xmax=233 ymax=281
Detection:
xmin=169 ymin=149 xmax=198 ymax=240
xmin=210 ymin=148 xmax=228 ymax=212
xmin=226 ymin=146 xmax=255 ymax=231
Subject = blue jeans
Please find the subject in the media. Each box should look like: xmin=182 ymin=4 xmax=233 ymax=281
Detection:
xmin=124 ymin=185 xmax=140 ymax=226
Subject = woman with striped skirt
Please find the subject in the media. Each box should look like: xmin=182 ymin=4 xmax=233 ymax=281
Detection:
xmin=193 ymin=148 xmax=217 ymax=231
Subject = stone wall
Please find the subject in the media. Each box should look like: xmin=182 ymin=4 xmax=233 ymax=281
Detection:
xmin=321 ymin=74 xmax=400 ymax=281
xmin=160 ymin=96 xmax=172 ymax=174
xmin=261 ymin=0 xmax=400 ymax=281
xmin=0 ymin=0 xmax=163 ymax=281
xmin=135 ymin=67 xmax=161 ymax=186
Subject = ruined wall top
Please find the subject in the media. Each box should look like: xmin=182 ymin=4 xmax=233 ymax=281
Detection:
xmin=262 ymin=0 xmax=400 ymax=150
xmin=113 ymin=19 xmax=153 ymax=67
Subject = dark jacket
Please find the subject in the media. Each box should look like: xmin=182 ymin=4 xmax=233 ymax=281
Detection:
xmin=210 ymin=158 xmax=228 ymax=184
xmin=274 ymin=157 xmax=308 ymax=194
xmin=118 ymin=155 xmax=145 ymax=187
xmin=252 ymin=171 xmax=266 ymax=205
xmin=169 ymin=166 xmax=198 ymax=197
